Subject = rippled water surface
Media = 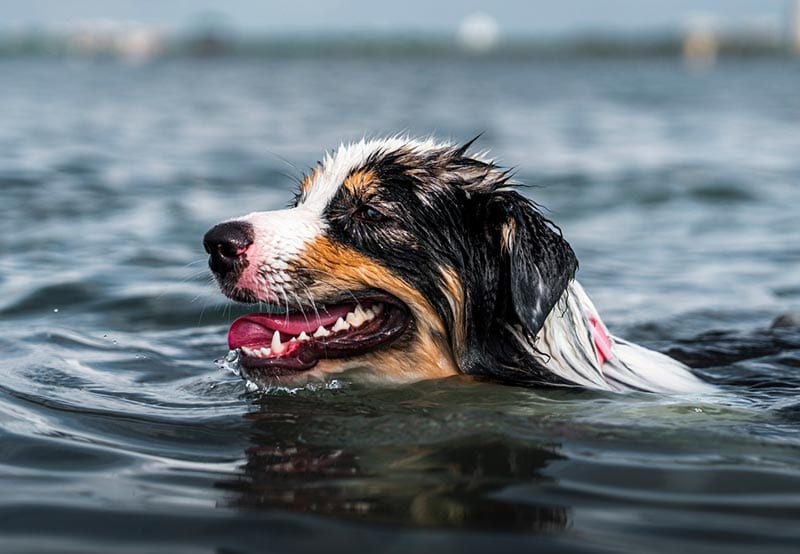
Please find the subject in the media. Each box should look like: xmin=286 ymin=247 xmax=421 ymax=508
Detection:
xmin=1 ymin=58 xmax=800 ymax=553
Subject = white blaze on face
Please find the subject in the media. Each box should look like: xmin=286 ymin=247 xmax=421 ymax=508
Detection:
xmin=231 ymin=207 xmax=321 ymax=300
xmin=226 ymin=137 xmax=451 ymax=302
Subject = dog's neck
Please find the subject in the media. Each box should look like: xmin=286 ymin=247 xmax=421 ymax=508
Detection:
xmin=519 ymin=281 xmax=716 ymax=393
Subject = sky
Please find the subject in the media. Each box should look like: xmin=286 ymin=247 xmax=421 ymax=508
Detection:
xmin=1 ymin=0 xmax=795 ymax=36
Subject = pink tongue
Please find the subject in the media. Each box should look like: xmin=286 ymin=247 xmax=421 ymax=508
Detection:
xmin=228 ymin=305 xmax=354 ymax=349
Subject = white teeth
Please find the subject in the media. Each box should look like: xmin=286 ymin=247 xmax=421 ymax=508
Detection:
xmin=239 ymin=304 xmax=386 ymax=358
xmin=346 ymin=310 xmax=365 ymax=328
xmin=271 ymin=330 xmax=285 ymax=354
xmin=332 ymin=317 xmax=350 ymax=332
xmin=345 ymin=304 xmax=375 ymax=328
xmin=241 ymin=346 xmax=272 ymax=358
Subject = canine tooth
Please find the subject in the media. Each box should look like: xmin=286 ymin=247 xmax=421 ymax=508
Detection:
xmin=332 ymin=317 xmax=350 ymax=332
xmin=271 ymin=330 xmax=285 ymax=354
xmin=298 ymin=331 xmax=310 ymax=342
xmin=313 ymin=325 xmax=330 ymax=338
xmin=356 ymin=304 xmax=372 ymax=320
xmin=346 ymin=310 xmax=365 ymax=327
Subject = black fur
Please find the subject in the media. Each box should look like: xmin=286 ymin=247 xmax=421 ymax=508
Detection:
xmin=319 ymin=142 xmax=579 ymax=385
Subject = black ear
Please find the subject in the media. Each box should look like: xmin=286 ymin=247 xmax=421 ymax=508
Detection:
xmin=493 ymin=191 xmax=578 ymax=340
xmin=455 ymin=190 xmax=578 ymax=382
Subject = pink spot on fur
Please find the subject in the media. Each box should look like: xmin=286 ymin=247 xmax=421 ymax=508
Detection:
xmin=589 ymin=317 xmax=613 ymax=366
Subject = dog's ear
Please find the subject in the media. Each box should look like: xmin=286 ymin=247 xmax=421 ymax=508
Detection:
xmin=494 ymin=191 xmax=578 ymax=338
xmin=454 ymin=190 xmax=578 ymax=380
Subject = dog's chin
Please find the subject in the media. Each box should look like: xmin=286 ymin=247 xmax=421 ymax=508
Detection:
xmin=226 ymin=290 xmax=411 ymax=384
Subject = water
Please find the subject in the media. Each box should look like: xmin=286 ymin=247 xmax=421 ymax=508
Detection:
xmin=1 ymin=57 xmax=800 ymax=553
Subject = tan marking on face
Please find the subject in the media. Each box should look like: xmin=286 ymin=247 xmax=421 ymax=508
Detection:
xmin=290 ymin=236 xmax=460 ymax=382
xmin=500 ymin=219 xmax=516 ymax=255
xmin=439 ymin=266 xmax=467 ymax=359
xmin=342 ymin=168 xmax=378 ymax=195
xmin=309 ymin=329 xmax=458 ymax=384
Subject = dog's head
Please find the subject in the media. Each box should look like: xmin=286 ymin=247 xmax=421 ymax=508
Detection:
xmin=204 ymin=138 xmax=577 ymax=387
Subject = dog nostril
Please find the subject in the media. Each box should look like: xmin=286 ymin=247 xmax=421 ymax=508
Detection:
xmin=215 ymin=240 xmax=247 ymax=259
xmin=203 ymin=221 xmax=254 ymax=276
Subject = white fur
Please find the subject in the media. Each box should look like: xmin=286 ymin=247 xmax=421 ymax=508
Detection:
xmin=229 ymin=207 xmax=321 ymax=302
xmin=529 ymin=281 xmax=716 ymax=393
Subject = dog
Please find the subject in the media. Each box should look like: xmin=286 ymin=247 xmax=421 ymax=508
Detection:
xmin=204 ymin=137 xmax=715 ymax=393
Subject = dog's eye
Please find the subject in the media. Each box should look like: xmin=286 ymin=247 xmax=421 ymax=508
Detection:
xmin=353 ymin=205 xmax=386 ymax=222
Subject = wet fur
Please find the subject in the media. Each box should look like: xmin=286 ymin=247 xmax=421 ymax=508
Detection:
xmin=305 ymin=140 xmax=580 ymax=385
xmin=211 ymin=137 xmax=714 ymax=393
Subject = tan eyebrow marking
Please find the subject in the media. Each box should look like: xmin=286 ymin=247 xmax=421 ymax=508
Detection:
xmin=342 ymin=168 xmax=378 ymax=195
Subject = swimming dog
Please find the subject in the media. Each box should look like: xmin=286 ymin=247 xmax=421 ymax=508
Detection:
xmin=204 ymin=137 xmax=714 ymax=393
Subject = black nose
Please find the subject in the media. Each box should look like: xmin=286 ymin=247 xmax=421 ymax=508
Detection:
xmin=203 ymin=221 xmax=254 ymax=276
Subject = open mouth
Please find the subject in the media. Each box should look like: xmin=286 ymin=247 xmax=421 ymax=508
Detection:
xmin=227 ymin=292 xmax=411 ymax=378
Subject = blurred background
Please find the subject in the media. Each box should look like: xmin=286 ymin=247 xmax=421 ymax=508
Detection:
xmin=2 ymin=2 xmax=800 ymax=553
xmin=4 ymin=0 xmax=800 ymax=62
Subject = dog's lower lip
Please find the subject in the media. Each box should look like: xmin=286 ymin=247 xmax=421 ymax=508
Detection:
xmin=228 ymin=295 xmax=410 ymax=376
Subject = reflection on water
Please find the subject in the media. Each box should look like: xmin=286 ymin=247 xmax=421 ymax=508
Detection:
xmin=223 ymin=398 xmax=568 ymax=531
